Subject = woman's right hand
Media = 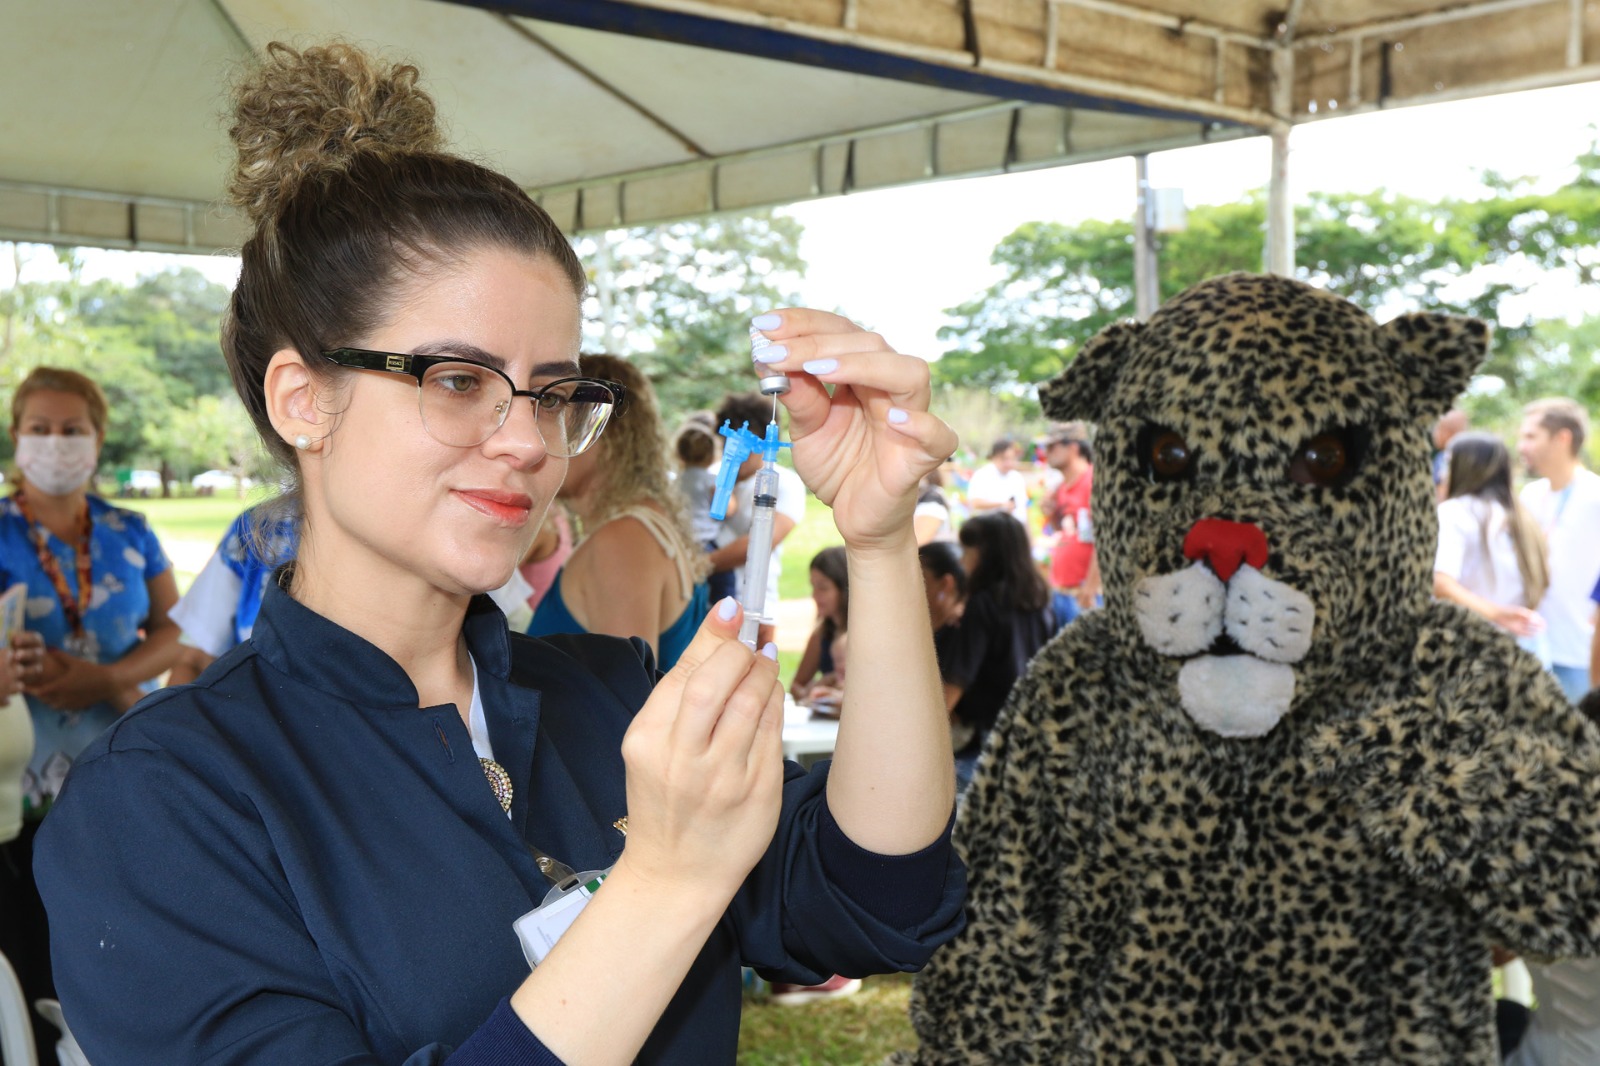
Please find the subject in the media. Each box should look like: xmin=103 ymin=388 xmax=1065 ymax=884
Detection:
xmin=616 ymin=597 xmax=785 ymax=899
xmin=3 ymin=631 xmax=45 ymax=698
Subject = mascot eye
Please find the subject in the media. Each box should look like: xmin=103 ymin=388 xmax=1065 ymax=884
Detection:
xmin=1289 ymin=430 xmax=1362 ymax=487
xmin=1141 ymin=427 xmax=1195 ymax=482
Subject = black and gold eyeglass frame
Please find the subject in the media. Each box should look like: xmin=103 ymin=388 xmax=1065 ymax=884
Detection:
xmin=322 ymin=348 xmax=626 ymax=457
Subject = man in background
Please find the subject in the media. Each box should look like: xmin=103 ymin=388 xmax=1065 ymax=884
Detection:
xmin=966 ymin=438 xmax=1029 ymax=522
xmin=1518 ymin=397 xmax=1600 ymax=702
xmin=1042 ymin=425 xmax=1099 ymax=622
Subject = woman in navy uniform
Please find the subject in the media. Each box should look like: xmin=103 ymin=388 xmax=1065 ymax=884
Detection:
xmin=36 ymin=41 xmax=964 ymax=1066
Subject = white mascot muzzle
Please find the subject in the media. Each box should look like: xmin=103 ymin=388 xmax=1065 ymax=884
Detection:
xmin=1132 ymin=518 xmax=1315 ymax=739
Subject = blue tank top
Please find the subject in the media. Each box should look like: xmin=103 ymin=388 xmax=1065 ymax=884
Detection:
xmin=525 ymin=506 xmax=709 ymax=670
xmin=528 ymin=570 xmax=707 ymax=671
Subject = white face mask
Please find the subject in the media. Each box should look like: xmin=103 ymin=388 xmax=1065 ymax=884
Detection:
xmin=14 ymin=434 xmax=100 ymax=497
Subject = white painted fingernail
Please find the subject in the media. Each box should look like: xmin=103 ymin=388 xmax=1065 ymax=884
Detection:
xmin=761 ymin=642 xmax=779 ymax=661
xmin=887 ymin=407 xmax=910 ymax=424
xmin=752 ymin=313 xmax=782 ymax=330
xmin=803 ymin=358 xmax=837 ymax=375
xmin=754 ymin=344 xmax=788 ymax=364
xmin=717 ymin=596 xmax=738 ymax=621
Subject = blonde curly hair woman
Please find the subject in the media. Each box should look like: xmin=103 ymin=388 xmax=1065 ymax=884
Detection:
xmin=527 ymin=353 xmax=710 ymax=667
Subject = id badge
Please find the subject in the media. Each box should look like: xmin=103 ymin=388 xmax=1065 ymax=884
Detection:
xmin=513 ymin=869 xmax=610 ymax=968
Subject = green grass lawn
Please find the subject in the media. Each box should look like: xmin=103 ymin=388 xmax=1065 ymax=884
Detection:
xmin=118 ymin=489 xmax=274 ymax=543
xmin=738 ymin=973 xmax=916 ymax=1065
xmin=777 ymin=494 xmax=844 ymax=602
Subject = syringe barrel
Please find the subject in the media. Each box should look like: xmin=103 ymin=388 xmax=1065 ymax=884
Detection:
xmin=736 ymin=467 xmax=780 ymax=646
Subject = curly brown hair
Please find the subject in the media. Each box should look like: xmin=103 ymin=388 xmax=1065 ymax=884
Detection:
xmin=222 ymin=41 xmax=584 ymax=499
xmin=578 ymin=354 xmax=707 ymax=582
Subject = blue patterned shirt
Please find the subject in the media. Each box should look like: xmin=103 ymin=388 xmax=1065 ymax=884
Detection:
xmin=0 ymin=494 xmax=170 ymax=814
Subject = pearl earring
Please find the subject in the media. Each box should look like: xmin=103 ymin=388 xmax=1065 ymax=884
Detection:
xmin=294 ymin=434 xmax=311 ymax=451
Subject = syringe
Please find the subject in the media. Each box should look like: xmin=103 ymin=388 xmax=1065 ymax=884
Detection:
xmin=710 ymin=419 xmax=791 ymax=649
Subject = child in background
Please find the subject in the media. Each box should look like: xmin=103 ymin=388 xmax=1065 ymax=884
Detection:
xmin=790 ymin=546 xmax=849 ymax=712
xmin=674 ymin=418 xmax=735 ymax=605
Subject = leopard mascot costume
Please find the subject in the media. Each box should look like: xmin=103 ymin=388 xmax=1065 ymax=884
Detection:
xmin=897 ymin=273 xmax=1600 ymax=1064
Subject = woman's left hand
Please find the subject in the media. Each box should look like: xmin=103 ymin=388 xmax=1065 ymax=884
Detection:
xmin=25 ymin=648 xmax=116 ymax=711
xmin=753 ymin=309 xmax=958 ymax=550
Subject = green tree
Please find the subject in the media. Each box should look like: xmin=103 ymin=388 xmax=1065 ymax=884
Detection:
xmin=1469 ymin=142 xmax=1600 ymax=283
xmin=933 ymin=186 xmax=1547 ymax=408
xmin=577 ymin=211 xmax=806 ymax=417
xmin=1461 ymin=314 xmax=1600 ymax=428
xmin=934 ymin=218 xmax=1134 ymax=394
xmin=142 ymin=394 xmax=265 ymax=490
xmin=76 ymin=267 xmax=234 ymax=400
xmin=0 ymin=252 xmax=239 ymax=491
xmin=0 ymin=320 xmax=171 ymax=468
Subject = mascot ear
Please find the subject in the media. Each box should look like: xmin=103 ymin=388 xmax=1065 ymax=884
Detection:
xmin=1381 ymin=312 xmax=1490 ymax=421
xmin=1040 ymin=319 xmax=1141 ymax=422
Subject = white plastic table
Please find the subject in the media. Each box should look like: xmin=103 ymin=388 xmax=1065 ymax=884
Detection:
xmin=780 ymin=696 xmax=839 ymax=762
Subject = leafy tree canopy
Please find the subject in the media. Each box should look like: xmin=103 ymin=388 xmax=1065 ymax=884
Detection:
xmin=934 ymin=148 xmax=1600 ymax=435
xmin=577 ymin=211 xmax=806 ymax=417
xmin=1 ymin=253 xmax=251 ymax=488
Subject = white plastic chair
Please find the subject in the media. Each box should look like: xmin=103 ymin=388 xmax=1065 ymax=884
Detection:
xmin=30 ymin=1002 xmax=86 ymax=1066
xmin=0 ymin=951 xmax=38 ymax=1066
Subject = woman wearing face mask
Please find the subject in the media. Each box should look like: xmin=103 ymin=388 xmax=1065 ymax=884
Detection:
xmin=2 ymin=368 xmax=181 ymax=795
xmin=0 ymin=366 xmax=179 ymax=1048
xmin=35 ymin=44 xmax=963 ymax=1066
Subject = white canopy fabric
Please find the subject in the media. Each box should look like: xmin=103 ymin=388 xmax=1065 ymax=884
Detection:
xmin=2 ymin=0 xmax=1595 ymax=254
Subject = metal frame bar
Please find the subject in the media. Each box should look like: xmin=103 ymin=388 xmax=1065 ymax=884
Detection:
xmin=535 ymin=111 xmax=1247 ymax=233
xmin=1312 ymin=59 xmax=1600 ymax=117
xmin=1310 ymin=0 xmax=1558 ymax=44
xmin=1052 ymin=0 xmax=1268 ymax=48
xmin=0 ymin=179 xmax=235 ymax=254
xmin=1569 ymin=0 xmax=1584 ymax=67
xmin=1278 ymin=0 xmax=1307 ymax=45
xmin=448 ymin=0 xmax=1271 ymax=126
xmin=529 ymin=100 xmax=1026 ymax=196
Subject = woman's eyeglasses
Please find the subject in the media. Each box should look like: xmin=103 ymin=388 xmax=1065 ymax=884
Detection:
xmin=322 ymin=349 xmax=625 ymax=457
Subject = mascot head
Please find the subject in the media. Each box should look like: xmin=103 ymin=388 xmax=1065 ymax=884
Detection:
xmin=1041 ymin=273 xmax=1487 ymax=738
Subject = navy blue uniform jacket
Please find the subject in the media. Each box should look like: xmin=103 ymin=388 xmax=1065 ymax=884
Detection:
xmin=36 ymin=584 xmax=966 ymax=1064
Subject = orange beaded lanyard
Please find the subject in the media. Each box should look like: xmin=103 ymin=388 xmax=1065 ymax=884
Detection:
xmin=11 ymin=488 xmax=93 ymax=640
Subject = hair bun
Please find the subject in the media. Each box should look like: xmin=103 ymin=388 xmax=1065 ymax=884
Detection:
xmin=227 ymin=41 xmax=444 ymax=225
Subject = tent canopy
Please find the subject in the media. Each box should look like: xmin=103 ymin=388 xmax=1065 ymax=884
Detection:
xmin=3 ymin=0 xmax=1595 ymax=254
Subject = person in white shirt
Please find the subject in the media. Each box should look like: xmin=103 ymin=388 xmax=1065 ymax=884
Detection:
xmin=1518 ymin=397 xmax=1600 ymax=702
xmin=965 ymin=438 xmax=1029 ymax=522
xmin=1433 ymin=433 xmax=1549 ymax=662
xmin=913 ymin=470 xmax=954 ymax=544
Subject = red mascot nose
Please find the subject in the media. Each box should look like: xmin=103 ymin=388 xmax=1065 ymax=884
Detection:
xmin=1182 ymin=518 xmax=1270 ymax=583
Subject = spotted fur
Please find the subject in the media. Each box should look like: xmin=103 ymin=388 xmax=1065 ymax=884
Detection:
xmin=895 ymin=274 xmax=1600 ymax=1064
